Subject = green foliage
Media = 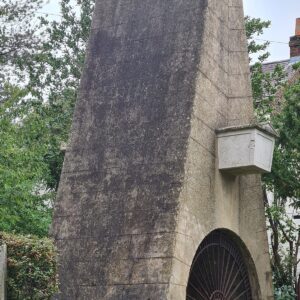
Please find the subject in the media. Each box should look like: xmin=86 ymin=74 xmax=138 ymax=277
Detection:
xmin=0 ymin=232 xmax=58 ymax=300
xmin=263 ymin=76 xmax=300 ymax=289
xmin=0 ymin=84 xmax=54 ymax=236
xmin=266 ymin=80 xmax=300 ymax=202
xmin=25 ymin=0 xmax=94 ymax=99
xmin=247 ymin=16 xmax=300 ymax=293
xmin=251 ymin=63 xmax=286 ymax=121
xmin=274 ymin=285 xmax=296 ymax=300
xmin=0 ymin=0 xmax=95 ymax=236
xmin=0 ymin=0 xmax=42 ymax=65
xmin=25 ymin=0 xmax=96 ymax=190
xmin=245 ymin=16 xmax=271 ymax=61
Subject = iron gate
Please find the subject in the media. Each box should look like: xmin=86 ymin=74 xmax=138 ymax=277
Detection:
xmin=186 ymin=230 xmax=252 ymax=300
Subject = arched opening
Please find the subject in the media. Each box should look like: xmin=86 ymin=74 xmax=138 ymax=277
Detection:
xmin=186 ymin=229 xmax=259 ymax=300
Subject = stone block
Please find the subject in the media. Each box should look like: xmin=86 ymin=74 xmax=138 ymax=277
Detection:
xmin=227 ymin=96 xmax=253 ymax=125
xmin=0 ymin=245 xmax=6 ymax=300
xmin=130 ymin=257 xmax=173 ymax=284
xmin=228 ymin=72 xmax=252 ymax=98
xmin=170 ymin=258 xmax=190 ymax=286
xmin=229 ymin=6 xmax=245 ymax=29
xmin=194 ymin=73 xmax=228 ymax=117
xmin=198 ymin=54 xmax=229 ymax=96
xmin=229 ymin=0 xmax=243 ymax=7
xmin=229 ymin=50 xmax=250 ymax=75
xmin=204 ymin=7 xmax=230 ymax=51
xmin=208 ymin=0 xmax=229 ymax=22
xmin=201 ymin=28 xmax=229 ymax=73
xmin=130 ymin=233 xmax=175 ymax=259
xmin=173 ymin=233 xmax=197 ymax=266
xmin=229 ymin=29 xmax=248 ymax=52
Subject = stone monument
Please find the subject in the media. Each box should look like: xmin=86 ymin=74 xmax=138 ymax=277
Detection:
xmin=52 ymin=0 xmax=274 ymax=298
xmin=0 ymin=244 xmax=7 ymax=300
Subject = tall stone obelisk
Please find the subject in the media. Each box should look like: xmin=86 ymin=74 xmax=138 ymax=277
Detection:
xmin=52 ymin=0 xmax=274 ymax=299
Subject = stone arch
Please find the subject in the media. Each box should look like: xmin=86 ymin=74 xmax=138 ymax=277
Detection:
xmin=185 ymin=229 xmax=262 ymax=300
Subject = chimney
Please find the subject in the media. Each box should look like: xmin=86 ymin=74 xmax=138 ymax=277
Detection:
xmin=290 ymin=18 xmax=300 ymax=58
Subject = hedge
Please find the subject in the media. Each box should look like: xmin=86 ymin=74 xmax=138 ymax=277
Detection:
xmin=0 ymin=232 xmax=58 ymax=300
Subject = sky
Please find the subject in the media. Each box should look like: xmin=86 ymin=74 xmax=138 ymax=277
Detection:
xmin=42 ymin=0 xmax=300 ymax=63
xmin=244 ymin=0 xmax=300 ymax=62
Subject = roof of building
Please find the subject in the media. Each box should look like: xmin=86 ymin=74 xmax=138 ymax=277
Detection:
xmin=262 ymin=56 xmax=300 ymax=77
xmin=262 ymin=59 xmax=290 ymax=73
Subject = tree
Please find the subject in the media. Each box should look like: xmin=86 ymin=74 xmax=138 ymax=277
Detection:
xmin=24 ymin=0 xmax=95 ymax=190
xmin=262 ymin=68 xmax=300 ymax=291
xmin=0 ymin=0 xmax=42 ymax=63
xmin=0 ymin=84 xmax=52 ymax=236
xmin=245 ymin=16 xmax=271 ymax=62
xmin=0 ymin=0 xmax=44 ymax=97
xmin=0 ymin=0 xmax=52 ymax=236
xmin=0 ymin=0 xmax=95 ymax=236
xmin=248 ymin=18 xmax=300 ymax=294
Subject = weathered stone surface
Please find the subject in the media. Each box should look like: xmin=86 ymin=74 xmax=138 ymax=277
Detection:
xmin=52 ymin=0 xmax=274 ymax=299
xmin=0 ymin=245 xmax=6 ymax=300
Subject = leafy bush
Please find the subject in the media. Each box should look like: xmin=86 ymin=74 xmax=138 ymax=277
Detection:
xmin=274 ymin=285 xmax=296 ymax=300
xmin=0 ymin=232 xmax=58 ymax=300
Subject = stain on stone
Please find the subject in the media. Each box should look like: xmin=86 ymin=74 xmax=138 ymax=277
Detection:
xmin=52 ymin=0 xmax=274 ymax=299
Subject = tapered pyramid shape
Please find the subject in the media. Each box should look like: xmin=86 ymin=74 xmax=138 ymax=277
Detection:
xmin=52 ymin=0 xmax=274 ymax=299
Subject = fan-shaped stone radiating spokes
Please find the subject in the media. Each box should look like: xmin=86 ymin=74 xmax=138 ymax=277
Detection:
xmin=186 ymin=231 xmax=252 ymax=300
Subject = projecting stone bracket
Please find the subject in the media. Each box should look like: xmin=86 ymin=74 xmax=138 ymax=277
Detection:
xmin=216 ymin=123 xmax=278 ymax=175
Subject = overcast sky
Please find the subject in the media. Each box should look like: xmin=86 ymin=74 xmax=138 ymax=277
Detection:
xmin=244 ymin=0 xmax=300 ymax=62
xmin=43 ymin=0 xmax=300 ymax=62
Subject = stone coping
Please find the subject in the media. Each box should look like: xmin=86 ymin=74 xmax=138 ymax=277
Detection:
xmin=216 ymin=123 xmax=279 ymax=138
